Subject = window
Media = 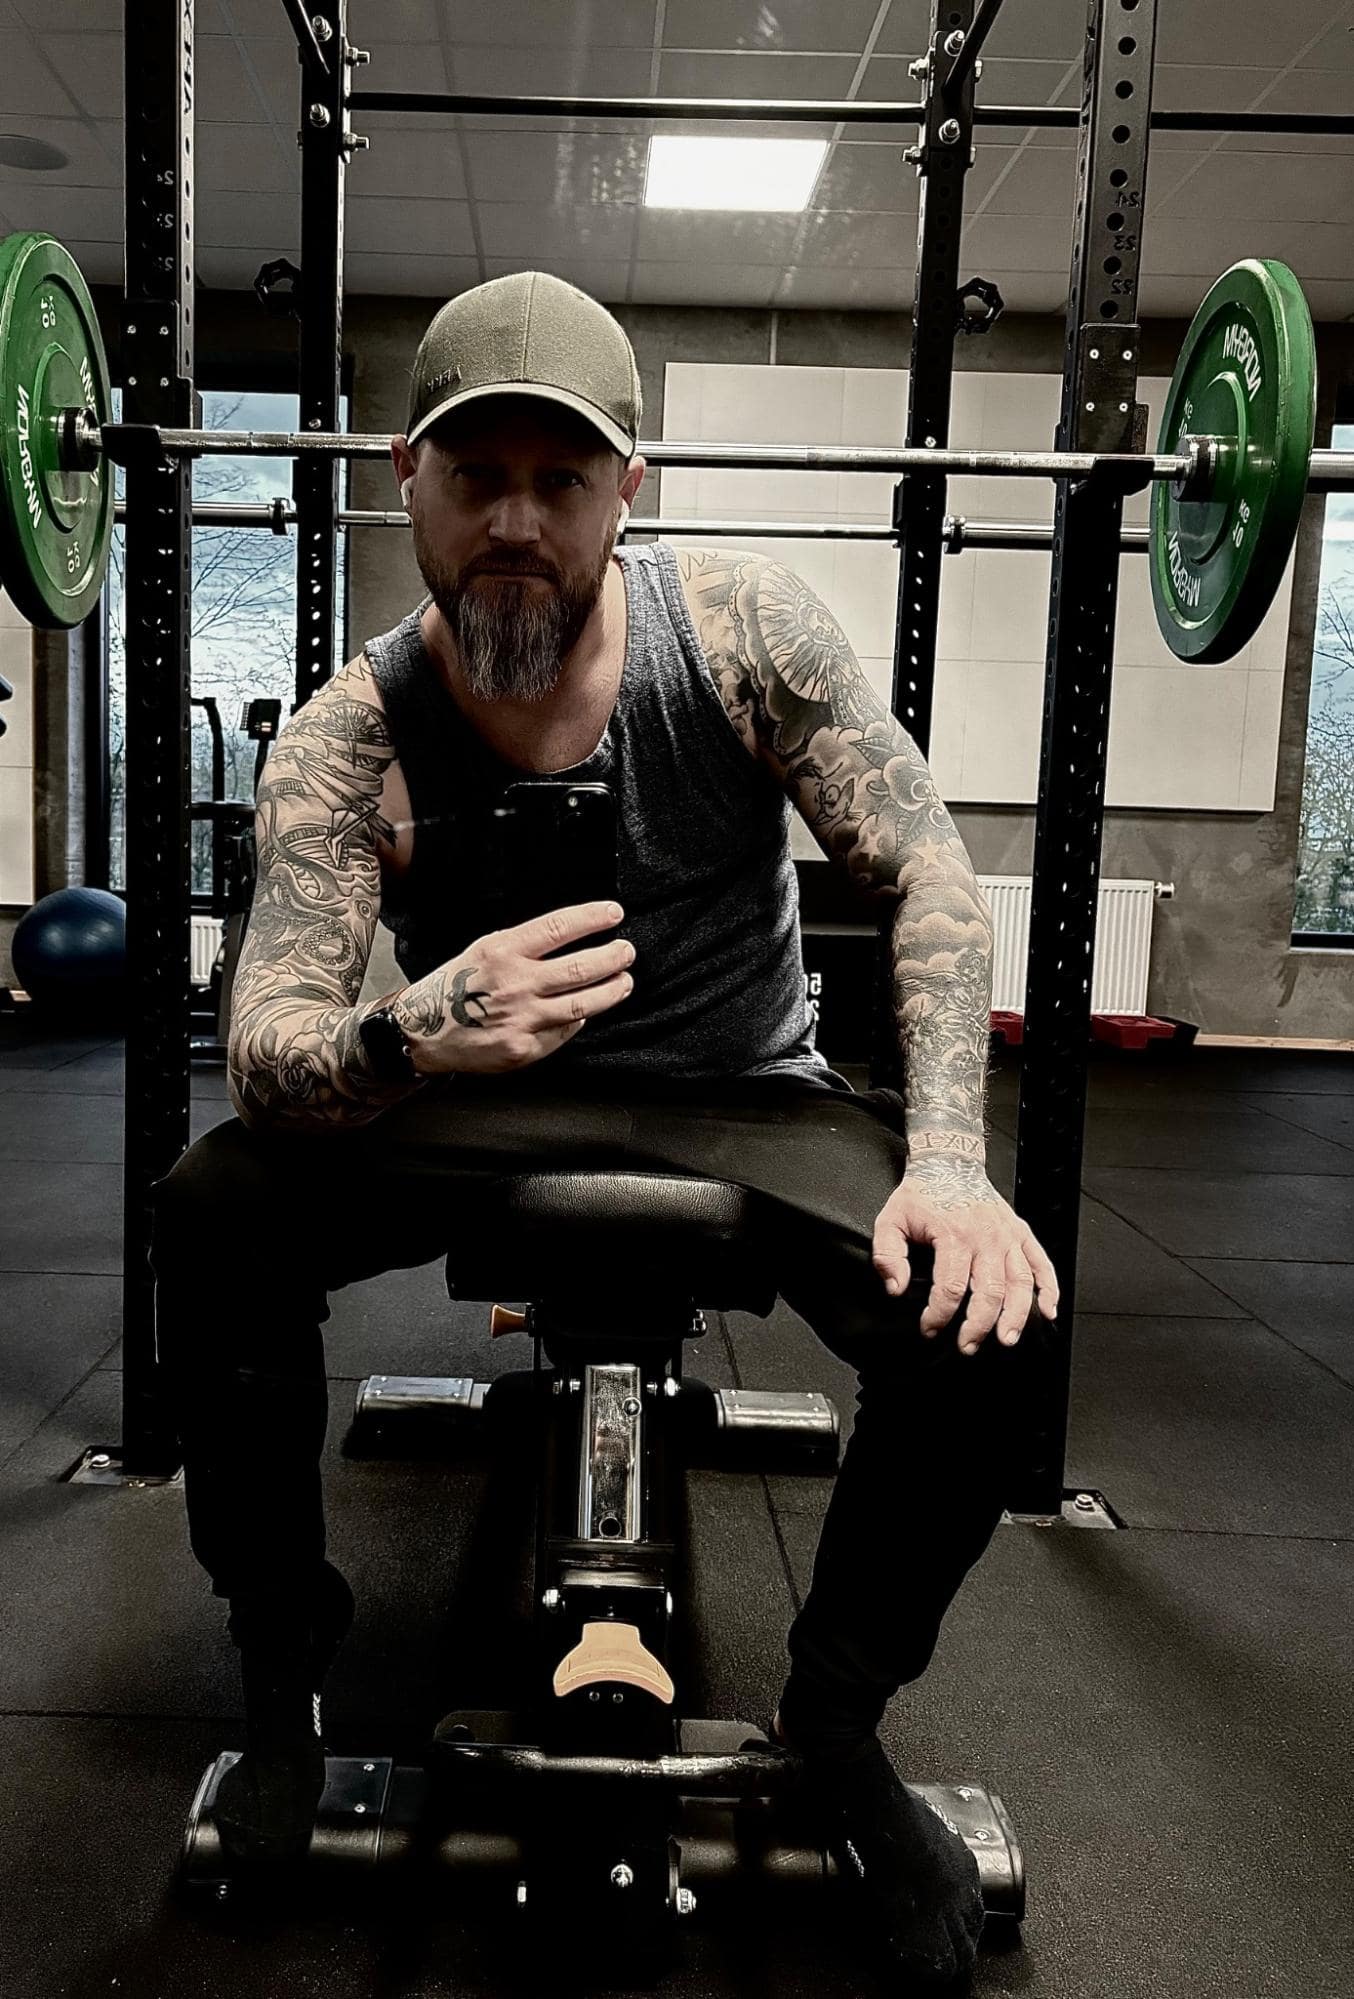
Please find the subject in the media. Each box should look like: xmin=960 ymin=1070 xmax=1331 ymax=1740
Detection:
xmin=1295 ymin=417 xmax=1354 ymax=943
xmin=107 ymin=389 xmax=349 ymax=897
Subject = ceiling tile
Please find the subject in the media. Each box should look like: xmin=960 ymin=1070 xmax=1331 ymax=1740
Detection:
xmin=775 ymin=266 xmax=911 ymax=308
xmin=658 ymin=50 xmax=860 ymax=100
xmin=452 ymin=44 xmax=654 ymax=97
xmin=662 ymin=0 xmax=885 ymax=53
xmin=342 ymin=250 xmax=481 ymax=294
xmin=632 ymin=262 xmax=782 ymax=308
xmin=1152 ymin=65 xmax=1277 ymax=113
xmin=464 ymin=130 xmax=647 ymax=207
xmin=198 ymin=190 xmax=302 ymax=248
xmin=419 ymin=0 xmax=657 ymax=46
xmin=197 ymin=121 xmax=298 ymax=194
xmin=347 ymin=127 xmax=468 ymax=200
xmin=0 ymin=119 xmax=121 ymax=188
xmin=1159 ymin=0 xmax=1344 ymax=68
xmin=1155 ymin=148 xmax=1346 ymax=224
xmin=481 ymin=255 xmax=633 ymax=301
xmin=876 ymin=0 xmax=1086 ymax=62
xmin=1252 ymin=66 xmax=1354 ymax=112
xmin=11 ymin=0 xmax=118 ymax=25
xmin=812 ymin=143 xmax=920 ymax=213
xmin=637 ymin=207 xmax=804 ymax=263
xmin=796 ymin=209 xmax=919 ymax=267
xmin=1143 ymin=217 xmax=1354 ymax=284
xmin=475 ymin=199 xmax=637 ymax=260
xmin=969 ymin=142 xmax=1077 ymax=217
xmin=203 ymin=0 xmax=339 ymax=32
xmin=197 ymin=33 xmax=286 ymax=124
xmin=346 ymin=194 xmax=476 ymax=256
xmin=0 ymin=32 xmax=111 ymax=119
xmin=346 ymin=0 xmax=442 ymax=40
xmin=362 ymin=43 xmax=451 ymax=94
xmin=0 ymin=181 xmax=123 ymax=241
xmin=960 ymin=214 xmax=1076 ymax=274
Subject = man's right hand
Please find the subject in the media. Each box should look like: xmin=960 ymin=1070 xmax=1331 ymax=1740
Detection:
xmin=391 ymin=902 xmax=635 ymax=1076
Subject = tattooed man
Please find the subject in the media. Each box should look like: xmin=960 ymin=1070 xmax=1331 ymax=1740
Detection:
xmin=152 ymin=273 xmax=1056 ymax=1989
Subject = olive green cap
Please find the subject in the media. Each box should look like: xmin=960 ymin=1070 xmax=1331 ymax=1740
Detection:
xmin=406 ymin=271 xmax=642 ymax=457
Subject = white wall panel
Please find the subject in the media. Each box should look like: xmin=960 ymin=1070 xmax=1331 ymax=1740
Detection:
xmin=663 ymin=359 xmax=1292 ymax=814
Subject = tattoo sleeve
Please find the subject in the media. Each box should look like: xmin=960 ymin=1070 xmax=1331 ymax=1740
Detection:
xmin=226 ymin=663 xmax=426 ymax=1132
xmin=676 ymin=546 xmax=995 ymax=1163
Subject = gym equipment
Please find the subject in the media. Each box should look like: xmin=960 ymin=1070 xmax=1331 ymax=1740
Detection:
xmin=1151 ymin=260 xmax=1318 ymax=662
xmin=11 ymin=885 xmax=126 ymax=1019
xmin=1 ymin=229 xmax=1352 ymax=661
xmin=0 ymin=234 xmax=112 ymax=629
xmin=181 ymin=1170 xmax=1024 ymax=1972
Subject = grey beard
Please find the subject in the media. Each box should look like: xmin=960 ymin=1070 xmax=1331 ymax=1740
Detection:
xmin=448 ymin=579 xmax=578 ymax=704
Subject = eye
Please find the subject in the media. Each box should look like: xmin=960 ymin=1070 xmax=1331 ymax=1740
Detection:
xmin=544 ymin=470 xmax=585 ymax=489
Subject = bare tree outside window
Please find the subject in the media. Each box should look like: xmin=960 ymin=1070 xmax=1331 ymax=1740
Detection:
xmin=1295 ymin=421 xmax=1354 ymax=940
xmin=107 ymin=390 xmax=348 ymax=895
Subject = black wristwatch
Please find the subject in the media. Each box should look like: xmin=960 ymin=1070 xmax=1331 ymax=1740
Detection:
xmin=358 ymin=1005 xmax=419 ymax=1086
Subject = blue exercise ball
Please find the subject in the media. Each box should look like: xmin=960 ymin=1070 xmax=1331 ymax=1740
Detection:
xmin=12 ymin=887 xmax=127 ymax=1022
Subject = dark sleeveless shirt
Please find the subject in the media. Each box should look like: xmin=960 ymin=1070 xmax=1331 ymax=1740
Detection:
xmin=363 ymin=541 xmax=849 ymax=1092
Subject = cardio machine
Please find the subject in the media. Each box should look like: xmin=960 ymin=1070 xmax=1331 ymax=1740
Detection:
xmin=181 ymin=1158 xmax=1025 ymax=1976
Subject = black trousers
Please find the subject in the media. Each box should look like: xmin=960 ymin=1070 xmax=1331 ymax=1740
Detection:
xmin=149 ymin=1070 xmax=1023 ymax=1750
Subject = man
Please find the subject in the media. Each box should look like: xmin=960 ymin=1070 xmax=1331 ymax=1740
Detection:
xmin=151 ymin=273 xmax=1057 ymax=1988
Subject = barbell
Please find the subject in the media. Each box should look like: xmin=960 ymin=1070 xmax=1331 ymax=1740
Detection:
xmin=0 ymin=231 xmax=1341 ymax=663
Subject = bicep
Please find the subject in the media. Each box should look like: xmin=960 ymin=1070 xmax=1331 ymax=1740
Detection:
xmin=690 ymin=549 xmax=970 ymax=898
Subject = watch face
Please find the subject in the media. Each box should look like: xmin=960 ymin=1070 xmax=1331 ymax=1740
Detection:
xmin=361 ymin=1008 xmax=412 ymax=1081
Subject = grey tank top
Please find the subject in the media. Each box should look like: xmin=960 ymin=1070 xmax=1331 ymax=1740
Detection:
xmin=363 ymin=540 xmax=848 ymax=1091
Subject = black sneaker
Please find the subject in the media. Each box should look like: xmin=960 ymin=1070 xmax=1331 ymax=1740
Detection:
xmin=213 ymin=1563 xmax=355 ymax=1871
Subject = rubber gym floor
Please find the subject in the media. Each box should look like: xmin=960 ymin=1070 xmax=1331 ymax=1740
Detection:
xmin=1 ymin=1021 xmax=1351 ymax=1999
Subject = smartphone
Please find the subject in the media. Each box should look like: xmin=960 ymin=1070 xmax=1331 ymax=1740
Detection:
xmin=488 ymin=781 xmax=620 ymax=956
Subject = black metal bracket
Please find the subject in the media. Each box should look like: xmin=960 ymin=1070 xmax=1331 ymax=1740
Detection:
xmin=956 ymin=276 xmax=1004 ymax=335
xmin=254 ymin=256 xmax=304 ymax=319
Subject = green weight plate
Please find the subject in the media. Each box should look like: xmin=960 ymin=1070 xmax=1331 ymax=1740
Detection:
xmin=0 ymin=232 xmax=113 ymax=629
xmin=1151 ymin=259 xmax=1316 ymax=664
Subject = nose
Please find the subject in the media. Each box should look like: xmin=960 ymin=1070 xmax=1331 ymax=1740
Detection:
xmin=486 ymin=490 xmax=543 ymax=547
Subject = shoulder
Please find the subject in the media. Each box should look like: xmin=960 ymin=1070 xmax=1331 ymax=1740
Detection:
xmin=271 ymin=651 xmax=392 ymax=767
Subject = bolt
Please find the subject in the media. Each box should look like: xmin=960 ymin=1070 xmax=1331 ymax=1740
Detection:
xmin=312 ymin=14 xmax=333 ymax=40
xmin=363 ymin=1762 xmax=375 ymax=1773
xmin=343 ymin=134 xmax=370 ymax=154
xmin=159 ymin=324 xmax=168 ymax=336
xmin=908 ymin=57 xmax=929 ymax=80
xmin=611 ymin=1863 xmax=634 ymax=1889
xmin=663 ymin=1377 xmax=679 ymax=1398
xmin=924 ymin=434 xmax=938 ymax=448
xmin=354 ymin=1802 xmax=367 ymax=1815
xmin=90 ymin=1453 xmax=112 ymax=1470
xmin=309 ymin=103 xmax=331 ymax=128
xmin=127 ymin=375 xmax=137 ymax=387
xmin=623 ymin=1397 xmax=640 ymax=1416
xmin=307 ymin=417 xmax=322 ymax=429
xmin=904 ymin=144 xmax=924 ymax=165
xmin=1085 ymin=400 xmax=1096 ymax=412
xmin=612 ymin=1690 xmax=624 ymax=1704
xmin=215 ymin=1883 xmax=230 ymax=1903
xmin=542 ymin=1588 xmax=562 ymax=1613
xmin=569 ymin=1377 xmax=582 ymax=1395
xmin=159 ymin=376 xmax=168 ymax=387
xmin=126 ymin=322 xmax=137 ymax=335
xmin=1074 ymin=1492 xmax=1097 ymax=1511
xmin=347 ymin=47 xmax=371 ymax=66
xmin=1119 ymin=401 xmax=1130 ymax=413
xmin=944 ymin=28 xmax=965 ymax=55
xmin=938 ymin=118 xmax=962 ymax=145
xmin=588 ymin=1690 xmax=600 ymax=1703
xmin=665 ymin=1592 xmax=674 ymax=1618
xmin=676 ymin=1887 xmax=697 ymax=1917
xmin=516 ymin=1880 xmax=528 ymax=1909
xmin=552 ymin=1378 xmax=564 ymax=1396
xmin=1123 ymin=349 xmax=1135 ymax=362
xmin=1089 ymin=346 xmax=1100 ymax=359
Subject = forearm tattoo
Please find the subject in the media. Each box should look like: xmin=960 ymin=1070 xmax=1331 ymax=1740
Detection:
xmin=675 ymin=547 xmax=995 ymax=1163
xmin=227 ymin=666 xmax=417 ymax=1130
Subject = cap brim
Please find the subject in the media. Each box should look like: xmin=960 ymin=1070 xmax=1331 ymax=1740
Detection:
xmin=407 ymin=381 xmax=635 ymax=457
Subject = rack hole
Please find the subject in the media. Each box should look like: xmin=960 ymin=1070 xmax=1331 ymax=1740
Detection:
xmin=1107 ymin=211 xmax=1125 ymax=230
xmin=1110 ymin=166 xmax=1129 ymax=187
xmin=1104 ymin=255 xmax=1122 ymax=275
xmin=1115 ymin=79 xmax=1134 ymax=98
xmin=1119 ymin=35 xmax=1137 ymax=53
xmin=1101 ymin=300 xmax=1121 ymax=317
xmin=1112 ymin=124 xmax=1131 ymax=143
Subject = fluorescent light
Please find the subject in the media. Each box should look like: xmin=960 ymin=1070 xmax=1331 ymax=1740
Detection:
xmin=644 ymin=136 xmax=828 ymax=213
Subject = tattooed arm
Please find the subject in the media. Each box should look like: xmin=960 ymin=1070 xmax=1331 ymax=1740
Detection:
xmin=676 ymin=547 xmax=995 ymax=1173
xmin=226 ymin=657 xmax=428 ymax=1133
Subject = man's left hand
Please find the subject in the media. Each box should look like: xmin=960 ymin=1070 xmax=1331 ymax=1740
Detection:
xmin=872 ymin=1158 xmax=1060 ymax=1354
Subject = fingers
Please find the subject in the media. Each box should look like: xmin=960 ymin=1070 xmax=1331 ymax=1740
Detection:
xmin=1024 ymin=1231 xmax=1061 ymax=1320
xmin=511 ymin=900 xmax=625 ymax=960
xmin=918 ymin=1241 xmax=971 ymax=1340
xmin=871 ymin=1221 xmax=911 ymax=1298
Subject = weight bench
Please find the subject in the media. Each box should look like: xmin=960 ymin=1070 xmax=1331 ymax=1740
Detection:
xmin=182 ymin=1166 xmax=1023 ymax=1973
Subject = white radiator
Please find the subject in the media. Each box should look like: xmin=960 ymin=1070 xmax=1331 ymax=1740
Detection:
xmin=190 ymin=915 xmax=224 ymax=987
xmin=978 ymin=876 xmax=1158 ymax=1015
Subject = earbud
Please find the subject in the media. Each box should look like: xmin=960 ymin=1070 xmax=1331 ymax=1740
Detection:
xmin=616 ymin=499 xmax=631 ymax=536
xmin=400 ymin=476 xmax=415 ymax=511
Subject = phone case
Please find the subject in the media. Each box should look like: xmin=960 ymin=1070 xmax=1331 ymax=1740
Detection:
xmin=491 ymin=782 xmax=620 ymax=948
